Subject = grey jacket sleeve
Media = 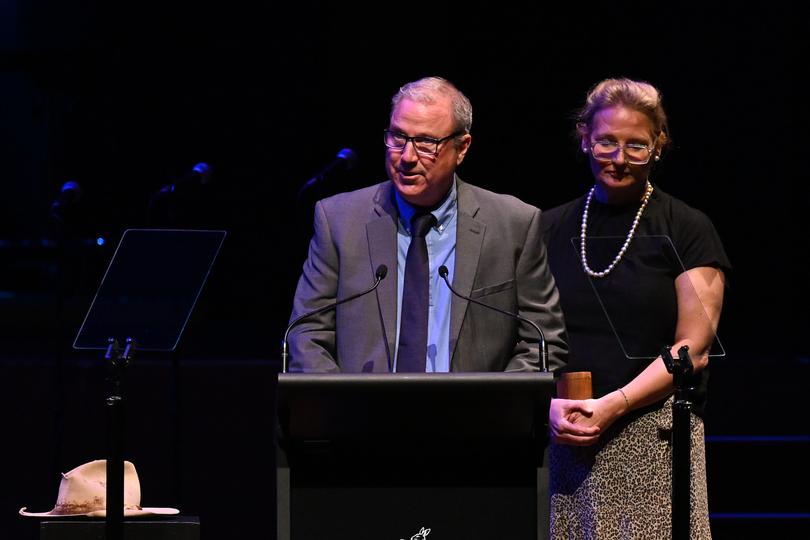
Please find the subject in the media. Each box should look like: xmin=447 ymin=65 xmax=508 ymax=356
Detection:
xmin=506 ymin=206 xmax=568 ymax=372
xmin=286 ymin=200 xmax=341 ymax=372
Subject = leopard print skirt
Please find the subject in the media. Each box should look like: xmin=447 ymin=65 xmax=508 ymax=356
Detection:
xmin=549 ymin=396 xmax=711 ymax=539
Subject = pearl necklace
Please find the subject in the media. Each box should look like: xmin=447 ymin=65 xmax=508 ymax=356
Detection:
xmin=580 ymin=181 xmax=654 ymax=278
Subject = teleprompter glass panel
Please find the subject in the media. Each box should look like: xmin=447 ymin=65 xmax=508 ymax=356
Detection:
xmin=74 ymin=229 xmax=226 ymax=351
xmin=571 ymin=235 xmax=725 ymax=360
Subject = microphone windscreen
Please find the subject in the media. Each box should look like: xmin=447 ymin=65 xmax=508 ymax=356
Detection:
xmin=336 ymin=148 xmax=358 ymax=170
xmin=191 ymin=162 xmax=213 ymax=184
xmin=376 ymin=264 xmax=388 ymax=280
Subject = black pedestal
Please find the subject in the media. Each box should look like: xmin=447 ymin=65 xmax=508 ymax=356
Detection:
xmin=40 ymin=516 xmax=200 ymax=540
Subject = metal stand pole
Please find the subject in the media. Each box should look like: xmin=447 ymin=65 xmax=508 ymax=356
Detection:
xmin=661 ymin=345 xmax=694 ymax=540
xmin=105 ymin=338 xmax=134 ymax=540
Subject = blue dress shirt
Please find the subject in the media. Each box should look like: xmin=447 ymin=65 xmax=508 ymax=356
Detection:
xmin=393 ymin=180 xmax=458 ymax=372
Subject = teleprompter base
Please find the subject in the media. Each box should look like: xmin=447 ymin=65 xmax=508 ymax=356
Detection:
xmin=40 ymin=516 xmax=199 ymax=540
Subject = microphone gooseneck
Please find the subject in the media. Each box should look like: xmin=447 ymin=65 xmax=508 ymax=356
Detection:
xmin=298 ymin=148 xmax=358 ymax=199
xmin=438 ymin=265 xmax=548 ymax=372
xmin=282 ymin=264 xmax=387 ymax=373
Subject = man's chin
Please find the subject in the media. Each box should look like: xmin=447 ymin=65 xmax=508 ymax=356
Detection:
xmin=395 ymin=185 xmax=430 ymax=206
xmin=394 ymin=178 xmax=422 ymax=193
xmin=396 ymin=173 xmax=423 ymax=184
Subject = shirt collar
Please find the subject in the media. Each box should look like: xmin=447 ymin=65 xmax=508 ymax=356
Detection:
xmin=394 ymin=177 xmax=458 ymax=235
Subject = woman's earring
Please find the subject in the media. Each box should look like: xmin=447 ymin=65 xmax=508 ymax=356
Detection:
xmin=654 ymin=155 xmax=660 ymax=161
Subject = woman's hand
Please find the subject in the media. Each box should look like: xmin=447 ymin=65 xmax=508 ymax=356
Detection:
xmin=579 ymin=391 xmax=628 ymax=430
xmin=549 ymin=391 xmax=628 ymax=446
xmin=549 ymin=398 xmax=601 ymax=446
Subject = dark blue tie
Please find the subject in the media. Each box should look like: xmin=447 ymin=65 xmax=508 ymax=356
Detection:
xmin=397 ymin=212 xmax=436 ymax=373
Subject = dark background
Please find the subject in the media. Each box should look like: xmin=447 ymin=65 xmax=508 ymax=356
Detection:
xmin=2 ymin=2 xmax=807 ymax=539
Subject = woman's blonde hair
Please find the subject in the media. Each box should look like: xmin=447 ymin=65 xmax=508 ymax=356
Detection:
xmin=576 ymin=77 xmax=670 ymax=150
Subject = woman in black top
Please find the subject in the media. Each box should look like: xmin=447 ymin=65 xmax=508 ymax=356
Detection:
xmin=544 ymin=78 xmax=730 ymax=539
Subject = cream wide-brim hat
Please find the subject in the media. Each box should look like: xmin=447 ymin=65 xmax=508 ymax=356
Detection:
xmin=20 ymin=460 xmax=179 ymax=517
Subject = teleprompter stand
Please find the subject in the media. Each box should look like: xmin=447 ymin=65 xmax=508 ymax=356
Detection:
xmin=104 ymin=338 xmax=135 ymax=540
xmin=580 ymin=235 xmax=725 ymax=540
xmin=661 ymin=345 xmax=694 ymax=540
xmin=73 ymin=229 xmax=226 ymax=540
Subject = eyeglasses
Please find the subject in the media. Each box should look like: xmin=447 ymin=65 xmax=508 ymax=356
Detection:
xmin=589 ymin=140 xmax=657 ymax=165
xmin=383 ymin=129 xmax=462 ymax=157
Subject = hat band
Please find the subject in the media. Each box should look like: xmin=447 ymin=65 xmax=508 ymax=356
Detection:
xmin=51 ymin=501 xmax=143 ymax=515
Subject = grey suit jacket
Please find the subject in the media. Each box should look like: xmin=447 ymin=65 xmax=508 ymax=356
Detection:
xmin=287 ymin=178 xmax=568 ymax=373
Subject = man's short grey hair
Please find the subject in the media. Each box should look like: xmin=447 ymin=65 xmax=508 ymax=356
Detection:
xmin=391 ymin=76 xmax=473 ymax=134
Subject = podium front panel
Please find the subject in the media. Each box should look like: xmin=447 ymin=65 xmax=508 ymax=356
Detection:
xmin=276 ymin=372 xmax=554 ymax=540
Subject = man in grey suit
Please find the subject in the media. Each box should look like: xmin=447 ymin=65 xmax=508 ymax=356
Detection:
xmin=287 ymin=76 xmax=568 ymax=373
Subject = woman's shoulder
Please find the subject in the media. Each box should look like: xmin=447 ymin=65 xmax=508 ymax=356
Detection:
xmin=540 ymin=195 xmax=586 ymax=234
xmin=651 ymin=187 xmax=731 ymax=271
xmin=652 ymin=188 xmax=718 ymax=233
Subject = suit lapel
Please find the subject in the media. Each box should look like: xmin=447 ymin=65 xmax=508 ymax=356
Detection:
xmin=450 ymin=180 xmax=485 ymax=364
xmin=366 ymin=182 xmax=399 ymax=370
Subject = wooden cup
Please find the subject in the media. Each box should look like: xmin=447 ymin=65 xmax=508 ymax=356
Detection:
xmin=556 ymin=371 xmax=593 ymax=400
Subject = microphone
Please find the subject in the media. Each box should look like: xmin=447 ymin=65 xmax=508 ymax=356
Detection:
xmin=156 ymin=162 xmax=212 ymax=196
xmin=298 ymin=148 xmax=358 ymax=197
xmin=147 ymin=163 xmax=214 ymax=226
xmin=51 ymin=180 xmax=82 ymax=209
xmin=49 ymin=181 xmax=83 ymax=226
xmin=281 ymin=264 xmax=388 ymax=373
xmin=438 ymin=265 xmax=549 ymax=372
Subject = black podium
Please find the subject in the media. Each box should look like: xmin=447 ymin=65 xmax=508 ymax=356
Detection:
xmin=276 ymin=372 xmax=554 ymax=540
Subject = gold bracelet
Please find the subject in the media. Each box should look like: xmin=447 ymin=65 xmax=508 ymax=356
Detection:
xmin=618 ymin=388 xmax=631 ymax=410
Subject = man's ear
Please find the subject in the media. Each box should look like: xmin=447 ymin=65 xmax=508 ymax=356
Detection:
xmin=456 ymin=134 xmax=472 ymax=166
